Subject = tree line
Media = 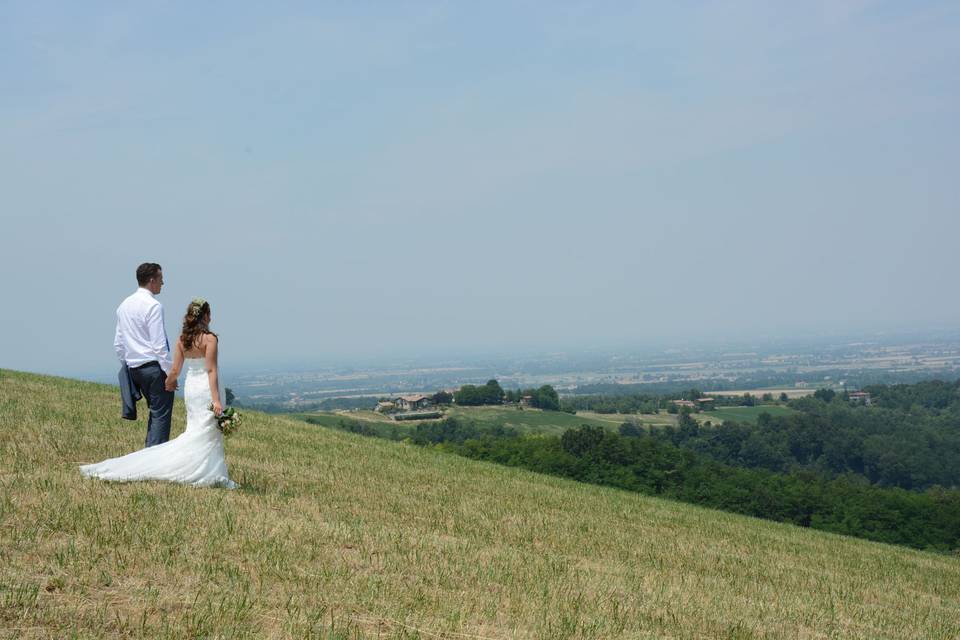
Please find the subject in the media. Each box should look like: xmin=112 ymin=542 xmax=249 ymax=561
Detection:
xmin=453 ymin=379 xmax=560 ymax=410
xmin=559 ymin=388 xmax=787 ymax=414
xmin=645 ymin=396 xmax=960 ymax=490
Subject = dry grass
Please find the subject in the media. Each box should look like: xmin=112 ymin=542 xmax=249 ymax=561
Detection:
xmin=1 ymin=369 xmax=958 ymax=639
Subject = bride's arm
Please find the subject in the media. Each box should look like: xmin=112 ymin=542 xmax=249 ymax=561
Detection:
xmin=165 ymin=339 xmax=184 ymax=391
xmin=205 ymin=335 xmax=222 ymax=415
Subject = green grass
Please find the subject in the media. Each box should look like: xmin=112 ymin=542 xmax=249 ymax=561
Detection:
xmin=445 ymin=405 xmax=615 ymax=435
xmin=695 ymin=405 xmax=799 ymax=425
xmin=2 ymin=369 xmax=959 ymax=639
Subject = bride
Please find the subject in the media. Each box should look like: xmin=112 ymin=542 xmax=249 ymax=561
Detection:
xmin=81 ymin=298 xmax=238 ymax=489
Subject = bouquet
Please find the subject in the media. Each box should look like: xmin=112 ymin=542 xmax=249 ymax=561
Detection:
xmin=209 ymin=404 xmax=242 ymax=436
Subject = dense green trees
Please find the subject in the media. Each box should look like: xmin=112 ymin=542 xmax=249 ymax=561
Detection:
xmin=454 ymin=379 xmax=505 ymax=405
xmin=431 ymin=390 xmax=454 ymax=405
xmin=863 ymin=379 xmax=960 ymax=412
xmin=650 ymin=403 xmax=960 ymax=490
xmin=618 ymin=421 xmax=644 ymax=437
xmin=457 ymin=382 xmax=562 ymax=410
xmin=813 ymin=388 xmax=836 ymax=402
xmin=562 ymin=393 xmax=661 ymax=414
xmin=560 ymin=388 xmax=781 ymax=414
xmin=524 ymin=385 xmax=560 ymax=410
xmin=559 ymin=381 xmax=960 ymax=491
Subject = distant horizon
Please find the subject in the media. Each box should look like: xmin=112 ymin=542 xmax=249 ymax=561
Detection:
xmin=16 ymin=323 xmax=960 ymax=385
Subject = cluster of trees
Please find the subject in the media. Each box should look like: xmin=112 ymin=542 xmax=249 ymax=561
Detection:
xmin=431 ymin=390 xmax=454 ymax=405
xmin=863 ymin=379 xmax=960 ymax=412
xmin=454 ymin=379 xmax=505 ymax=406
xmin=504 ymin=385 xmax=561 ymax=410
xmin=408 ymin=419 xmax=960 ymax=552
xmin=560 ymin=388 xmax=789 ymax=415
xmin=561 ymin=393 xmax=661 ymax=414
xmin=646 ymin=403 xmax=960 ymax=490
xmin=452 ymin=380 xmax=561 ymax=410
xmin=411 ymin=418 xmax=515 ymax=444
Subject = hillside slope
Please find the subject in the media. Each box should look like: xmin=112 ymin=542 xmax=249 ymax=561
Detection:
xmin=1 ymin=369 xmax=958 ymax=639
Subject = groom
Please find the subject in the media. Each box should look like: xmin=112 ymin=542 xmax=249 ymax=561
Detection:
xmin=114 ymin=263 xmax=175 ymax=446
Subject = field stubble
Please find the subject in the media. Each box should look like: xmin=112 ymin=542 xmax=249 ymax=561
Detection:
xmin=1 ymin=369 xmax=958 ymax=639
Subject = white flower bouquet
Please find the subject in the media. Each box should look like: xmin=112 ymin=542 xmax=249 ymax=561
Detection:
xmin=209 ymin=404 xmax=242 ymax=436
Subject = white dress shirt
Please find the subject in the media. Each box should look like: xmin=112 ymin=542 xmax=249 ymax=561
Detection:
xmin=114 ymin=288 xmax=173 ymax=375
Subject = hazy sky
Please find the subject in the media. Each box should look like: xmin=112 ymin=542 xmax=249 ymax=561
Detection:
xmin=2 ymin=1 xmax=959 ymax=377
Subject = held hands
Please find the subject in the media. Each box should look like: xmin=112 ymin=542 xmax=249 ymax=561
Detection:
xmin=212 ymin=400 xmax=223 ymax=416
xmin=165 ymin=375 xmax=178 ymax=392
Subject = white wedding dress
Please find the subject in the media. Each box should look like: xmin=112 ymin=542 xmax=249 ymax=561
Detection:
xmin=81 ymin=358 xmax=238 ymax=489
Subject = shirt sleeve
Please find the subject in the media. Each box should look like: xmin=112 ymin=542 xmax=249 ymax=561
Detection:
xmin=114 ymin=311 xmax=125 ymax=362
xmin=146 ymin=303 xmax=174 ymax=376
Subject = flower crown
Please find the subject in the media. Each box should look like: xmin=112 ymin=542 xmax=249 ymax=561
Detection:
xmin=190 ymin=297 xmax=207 ymax=318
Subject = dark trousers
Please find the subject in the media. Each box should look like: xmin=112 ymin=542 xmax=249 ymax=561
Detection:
xmin=129 ymin=362 xmax=174 ymax=446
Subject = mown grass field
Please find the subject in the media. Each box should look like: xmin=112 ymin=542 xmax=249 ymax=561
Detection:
xmin=445 ymin=406 xmax=613 ymax=434
xmin=696 ymin=405 xmax=799 ymax=425
xmin=2 ymin=369 xmax=959 ymax=639
xmin=573 ymin=411 xmax=678 ymax=428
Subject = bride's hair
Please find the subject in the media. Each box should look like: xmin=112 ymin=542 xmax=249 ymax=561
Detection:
xmin=180 ymin=298 xmax=217 ymax=350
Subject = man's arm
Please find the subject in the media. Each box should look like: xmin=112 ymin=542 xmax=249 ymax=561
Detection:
xmin=114 ymin=311 xmax=126 ymax=362
xmin=145 ymin=303 xmax=174 ymax=376
xmin=165 ymin=339 xmax=184 ymax=392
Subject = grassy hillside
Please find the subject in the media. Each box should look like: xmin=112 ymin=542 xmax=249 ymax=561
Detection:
xmin=1 ymin=369 xmax=958 ymax=639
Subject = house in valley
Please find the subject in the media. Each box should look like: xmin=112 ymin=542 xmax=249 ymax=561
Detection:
xmin=848 ymin=391 xmax=872 ymax=406
xmin=395 ymin=394 xmax=432 ymax=411
xmin=696 ymin=397 xmax=716 ymax=411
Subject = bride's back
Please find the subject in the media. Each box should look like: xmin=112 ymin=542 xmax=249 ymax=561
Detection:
xmin=183 ymin=332 xmax=214 ymax=360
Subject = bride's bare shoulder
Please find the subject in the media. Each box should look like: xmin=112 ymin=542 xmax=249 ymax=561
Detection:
xmin=202 ymin=333 xmax=219 ymax=355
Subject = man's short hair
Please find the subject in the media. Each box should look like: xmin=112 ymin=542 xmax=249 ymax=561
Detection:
xmin=136 ymin=263 xmax=162 ymax=286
